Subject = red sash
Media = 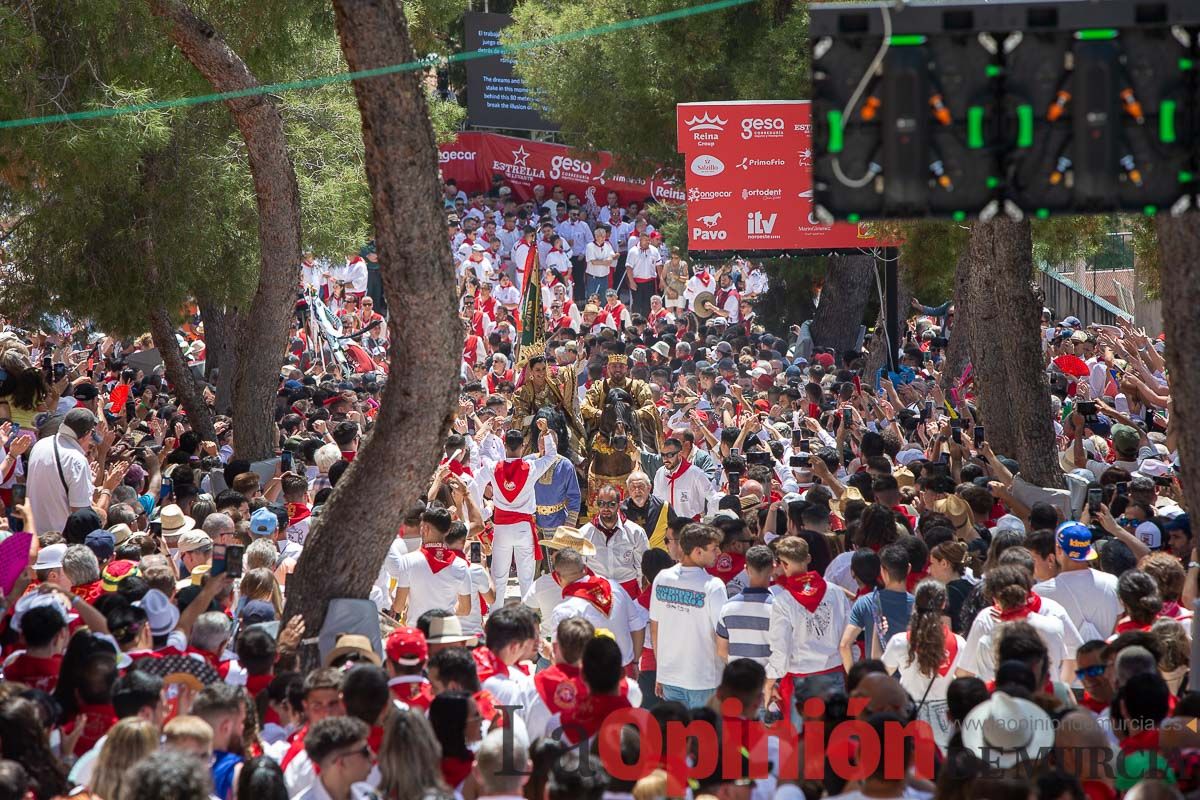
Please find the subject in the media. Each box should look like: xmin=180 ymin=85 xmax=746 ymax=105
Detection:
xmin=421 ymin=545 xmax=458 ymax=574
xmin=534 ymin=663 xmax=583 ymax=713
xmin=492 ymin=507 xmax=539 ymax=550
xmin=781 ymin=571 xmax=828 ymax=613
xmin=390 ymin=679 xmax=434 ymax=711
xmin=562 ymin=575 xmax=614 ymax=616
xmin=441 ymin=457 xmax=473 ymax=478
xmin=995 ymin=591 xmax=1043 ymax=621
xmin=462 ymin=335 xmax=482 ymax=366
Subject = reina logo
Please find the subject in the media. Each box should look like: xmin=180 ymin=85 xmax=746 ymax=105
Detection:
xmin=690 ymin=155 xmax=725 ymax=177
xmin=747 ymin=211 xmax=778 ymax=236
xmin=685 ymin=112 xmax=727 ymax=132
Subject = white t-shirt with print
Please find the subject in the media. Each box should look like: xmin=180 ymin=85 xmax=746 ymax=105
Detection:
xmin=649 ymin=565 xmax=727 ymax=690
xmin=393 ymin=549 xmax=471 ymax=625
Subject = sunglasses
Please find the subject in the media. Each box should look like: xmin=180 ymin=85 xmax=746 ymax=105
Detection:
xmin=596 ymin=500 xmax=619 ymax=508
xmin=662 ymin=449 xmax=681 ymax=457
xmin=1075 ymin=664 xmax=1106 ymax=680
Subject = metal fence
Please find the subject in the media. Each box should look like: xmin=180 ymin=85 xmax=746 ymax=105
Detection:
xmin=1038 ymin=267 xmax=1134 ymax=328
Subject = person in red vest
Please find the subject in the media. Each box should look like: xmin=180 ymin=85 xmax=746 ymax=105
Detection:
xmin=385 ymin=626 xmax=434 ymax=711
xmin=525 ymin=616 xmax=594 ymax=740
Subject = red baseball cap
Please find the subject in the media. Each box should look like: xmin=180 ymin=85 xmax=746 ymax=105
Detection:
xmin=385 ymin=626 xmax=428 ymax=666
xmin=753 ymin=398 xmax=771 ymax=412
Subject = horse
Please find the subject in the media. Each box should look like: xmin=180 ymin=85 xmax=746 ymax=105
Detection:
xmin=584 ymin=388 xmax=644 ymax=508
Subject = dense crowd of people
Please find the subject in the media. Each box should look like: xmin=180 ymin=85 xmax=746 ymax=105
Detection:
xmin=0 ymin=179 xmax=1193 ymax=800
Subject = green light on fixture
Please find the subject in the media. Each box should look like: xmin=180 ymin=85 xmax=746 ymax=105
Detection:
xmin=985 ymin=65 xmax=1002 ymax=78
xmin=1160 ymin=100 xmax=1177 ymax=143
xmin=827 ymin=110 xmax=844 ymax=153
xmin=1180 ymin=58 xmax=1195 ymax=70
xmin=967 ymin=106 xmax=985 ymax=149
xmin=1017 ymin=105 xmax=1034 ymax=148
xmin=1179 ymin=171 xmax=1194 ymax=183
xmin=953 ymin=211 xmax=966 ymax=222
xmin=986 ymin=176 xmax=999 ymax=189
xmin=1074 ymin=28 xmax=1118 ymax=41
xmin=848 ymin=213 xmax=861 ymax=223
xmin=1144 ymin=205 xmax=1157 ymax=217
xmin=889 ymin=35 xmax=927 ymax=46
xmin=1036 ymin=208 xmax=1050 ymax=219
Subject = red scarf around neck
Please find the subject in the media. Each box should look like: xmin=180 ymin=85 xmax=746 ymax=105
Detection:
xmin=781 ymin=571 xmax=828 ymax=613
xmin=707 ymin=551 xmax=747 ymax=585
xmin=995 ymin=591 xmax=1042 ymax=621
xmin=287 ymin=503 xmax=311 ymax=526
xmin=936 ymin=625 xmax=959 ymax=677
xmin=695 ymin=271 xmax=712 ymax=288
xmin=493 ymin=458 xmax=531 ymax=504
xmin=591 ymin=513 xmax=622 ymax=540
xmin=1119 ymin=728 xmax=1161 ymax=755
xmin=562 ymin=575 xmax=614 ymax=616
xmin=421 ymin=544 xmax=458 ymax=574
xmin=441 ymin=456 xmax=473 ymax=478
xmin=664 ymin=457 xmax=693 ymax=499
xmin=1114 ymin=617 xmax=1155 ymax=634
xmin=560 ymin=691 xmax=632 ymax=745
xmin=534 ymin=663 xmax=583 ymax=713
xmin=472 ymin=647 xmax=510 ymax=684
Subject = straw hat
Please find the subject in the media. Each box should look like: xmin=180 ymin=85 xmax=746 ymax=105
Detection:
xmin=542 ymin=526 xmax=597 ymax=556
xmin=159 ymin=504 xmax=196 ymax=537
xmin=425 ymin=615 xmax=477 ymax=645
xmin=934 ymin=495 xmax=973 ymax=539
xmin=962 ymin=691 xmax=1055 ymax=769
xmin=325 ymin=634 xmax=382 ymax=667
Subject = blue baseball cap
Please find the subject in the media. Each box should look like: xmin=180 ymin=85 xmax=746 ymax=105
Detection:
xmin=1056 ymin=521 xmax=1098 ymax=562
xmin=84 ymin=529 xmax=116 ymax=562
xmin=249 ymin=507 xmax=279 ymax=537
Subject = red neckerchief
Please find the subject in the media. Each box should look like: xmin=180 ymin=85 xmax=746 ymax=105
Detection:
xmin=591 ymin=513 xmax=621 ymax=541
xmin=421 ymin=544 xmax=458 ymax=574
xmin=664 ymin=457 xmax=693 ymax=507
xmin=695 ymin=271 xmax=712 ymax=288
xmin=1119 ymin=728 xmax=1161 ymax=755
xmin=560 ymin=691 xmax=632 ymax=745
xmin=247 ymin=671 xmax=274 ymax=697
xmin=1114 ymin=617 xmax=1154 ymax=634
xmin=472 ymin=647 xmax=509 ymax=684
xmin=562 ymin=575 xmax=614 ymax=616
xmin=649 ymin=308 xmax=668 ymax=324
xmin=1081 ymin=691 xmax=1110 ymax=713
xmin=1081 ymin=782 xmax=1117 ymax=800
xmin=441 ymin=754 xmax=475 ymax=788
xmin=995 ymin=591 xmax=1042 ymax=621
xmin=494 ymin=458 xmax=531 ymax=504
xmin=905 ymin=566 xmax=929 ymax=593
xmin=340 ymin=450 xmax=356 ymax=462
xmin=1162 ymin=600 xmax=1185 ymax=619
xmin=607 ymin=302 xmax=626 ymax=323
xmin=534 ymin=663 xmax=583 ymax=713
xmin=440 ymin=457 xmax=473 ymax=478
xmin=390 ymin=678 xmax=434 ymax=710
xmin=74 ymin=579 xmax=105 ymax=605
xmin=781 ymin=571 xmax=828 ymax=613
xmin=462 ymin=335 xmax=481 ymax=365
xmin=937 ymin=625 xmax=958 ymax=677
xmin=707 ymin=551 xmax=747 ymax=585
xmin=473 ymin=689 xmax=501 ymax=726
xmin=893 ymin=504 xmax=918 ymax=531
xmin=281 ymin=725 xmax=309 ymax=769
xmin=287 ymin=503 xmax=311 ymax=526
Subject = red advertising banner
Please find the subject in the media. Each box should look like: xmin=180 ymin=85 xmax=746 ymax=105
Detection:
xmin=676 ymin=100 xmax=888 ymax=251
xmin=438 ymin=132 xmax=683 ymax=209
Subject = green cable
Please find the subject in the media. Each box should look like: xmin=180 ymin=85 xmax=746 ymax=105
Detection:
xmin=0 ymin=0 xmax=754 ymax=130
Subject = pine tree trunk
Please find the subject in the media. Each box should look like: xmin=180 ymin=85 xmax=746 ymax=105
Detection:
xmin=148 ymin=0 xmax=302 ymax=461
xmin=1154 ymin=215 xmax=1200 ymax=518
xmin=941 ymin=250 xmax=972 ymax=390
xmin=965 ymin=219 xmax=1063 ymax=488
xmin=148 ymin=306 xmax=216 ymax=441
xmin=864 ymin=260 xmax=911 ymax=381
xmin=811 ymin=253 xmax=875 ymax=361
xmin=281 ymin=0 xmax=461 ymax=660
xmin=198 ymin=298 xmax=237 ymax=415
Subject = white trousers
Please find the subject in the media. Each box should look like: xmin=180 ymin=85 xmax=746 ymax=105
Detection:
xmin=491 ymin=522 xmax=536 ymax=598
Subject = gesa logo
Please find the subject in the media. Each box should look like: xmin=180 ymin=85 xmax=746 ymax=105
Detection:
xmin=439 ymin=150 xmax=476 ymax=163
xmin=741 ymin=117 xmax=785 ymax=139
xmin=550 ymin=155 xmax=593 ymax=180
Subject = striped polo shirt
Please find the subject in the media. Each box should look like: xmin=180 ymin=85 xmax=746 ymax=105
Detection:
xmin=716 ymin=587 xmax=774 ymax=665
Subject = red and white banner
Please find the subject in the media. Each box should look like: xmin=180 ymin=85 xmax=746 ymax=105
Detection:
xmin=676 ymin=100 xmax=888 ymax=251
xmin=438 ymin=132 xmax=683 ymax=209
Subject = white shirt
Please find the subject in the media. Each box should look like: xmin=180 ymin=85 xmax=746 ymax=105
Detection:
xmin=340 ymin=258 xmax=368 ymax=292
xmin=557 ymin=219 xmax=594 ymax=253
xmin=959 ymin=606 xmax=1068 ymax=682
xmin=881 ymin=631 xmax=967 ymax=749
xmin=580 ymin=519 xmax=648 ymax=586
xmin=497 ymin=226 xmax=522 ymax=259
xmin=1034 ymin=568 xmax=1121 ymax=642
xmin=585 ymin=241 xmax=617 ymax=277
xmin=824 ymin=551 xmax=856 ymax=593
xmin=370 ymin=537 xmax=410 ymax=610
xmin=609 ymin=220 xmax=632 ymax=252
xmin=652 ymin=462 xmax=711 ymax=521
xmin=393 ymin=548 xmax=472 ymax=624
xmin=744 ymin=269 xmax=769 ymax=297
xmin=684 ymin=273 xmax=718 ymax=310
xmin=522 ymin=573 xmax=565 ymax=639
xmin=493 ymin=283 xmax=521 ymax=309
xmin=459 ymin=561 xmax=493 ymax=637
xmin=512 ymin=240 xmax=537 ymax=283
xmin=766 ymin=582 xmax=850 ymax=679
xmin=482 ymin=664 xmax=538 ymax=720
xmin=650 ymin=565 xmax=727 ymax=690
xmin=477 ymin=434 xmax=560 ymax=516
xmin=626 ymin=245 xmax=662 ymax=281
xmin=551 ymin=575 xmax=648 ymax=664
xmin=544 ymin=248 xmax=572 ymax=278
xmin=27 ymin=428 xmax=93 ymax=535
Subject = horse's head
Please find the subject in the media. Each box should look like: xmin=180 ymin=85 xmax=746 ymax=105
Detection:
xmin=532 ymin=405 xmax=571 ymax=460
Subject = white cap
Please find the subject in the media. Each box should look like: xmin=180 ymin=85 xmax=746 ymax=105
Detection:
xmin=33 ymin=543 xmax=67 ymax=571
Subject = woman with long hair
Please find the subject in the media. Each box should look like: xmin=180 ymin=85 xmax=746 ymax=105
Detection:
xmin=239 ymin=567 xmax=284 ymax=619
xmin=89 ymin=718 xmax=159 ymax=799
xmin=1114 ymin=570 xmax=1164 ymax=634
xmin=881 ymin=579 xmax=966 ymax=748
xmin=0 ymin=337 xmax=49 ymax=428
xmin=428 ymin=691 xmax=483 ymax=796
xmin=928 ymin=540 xmax=973 ymax=634
xmin=0 ymin=697 xmax=69 ymax=800
xmin=376 ymin=708 xmax=453 ymax=800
